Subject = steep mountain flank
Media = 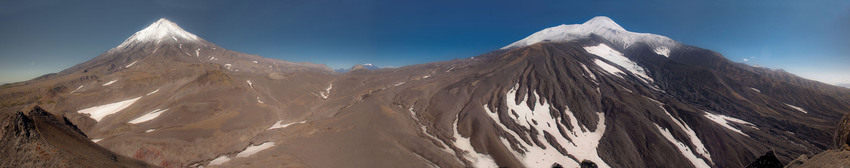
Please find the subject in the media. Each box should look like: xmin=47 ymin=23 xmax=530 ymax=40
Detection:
xmin=2 ymin=17 xmax=849 ymax=168
xmin=0 ymin=106 xmax=154 ymax=167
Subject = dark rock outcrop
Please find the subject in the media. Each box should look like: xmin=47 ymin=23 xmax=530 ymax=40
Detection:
xmin=834 ymin=112 xmax=850 ymax=149
xmin=0 ymin=106 xmax=154 ymax=168
xmin=581 ymin=160 xmax=599 ymax=168
xmin=777 ymin=110 xmax=850 ymax=168
xmin=745 ymin=151 xmax=783 ymax=168
xmin=784 ymin=150 xmax=850 ymax=168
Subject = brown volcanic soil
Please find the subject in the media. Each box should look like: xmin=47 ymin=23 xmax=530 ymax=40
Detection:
xmin=0 ymin=106 xmax=154 ymax=167
xmin=2 ymin=20 xmax=850 ymax=168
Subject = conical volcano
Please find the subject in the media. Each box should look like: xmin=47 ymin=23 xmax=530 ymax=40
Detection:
xmin=2 ymin=16 xmax=850 ymax=168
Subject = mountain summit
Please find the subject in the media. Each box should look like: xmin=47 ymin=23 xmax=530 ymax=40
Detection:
xmin=501 ymin=16 xmax=678 ymax=54
xmin=582 ymin=16 xmax=627 ymax=31
xmin=116 ymin=18 xmax=202 ymax=49
xmin=3 ymin=17 xmax=850 ymax=168
xmin=58 ymin=18 xmax=331 ymax=76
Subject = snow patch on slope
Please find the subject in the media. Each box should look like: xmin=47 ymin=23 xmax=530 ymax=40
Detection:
xmin=236 ymin=142 xmax=275 ymax=158
xmin=584 ymin=43 xmax=653 ymax=83
xmin=320 ymin=84 xmax=333 ymax=99
xmin=648 ymin=98 xmax=712 ymax=164
xmin=128 ymin=108 xmax=169 ymax=124
xmin=655 ymin=124 xmax=712 ymax=168
xmin=785 ymin=104 xmax=808 ymax=114
xmin=78 ymin=97 xmax=142 ymax=122
xmin=102 ymin=79 xmax=118 ymax=86
xmin=452 ymin=113 xmax=498 ymax=168
xmin=654 ymin=47 xmax=671 ymax=57
xmin=208 ymin=142 xmax=277 ymax=166
xmin=581 ymin=63 xmax=598 ymax=82
xmin=499 ymin=83 xmax=609 ymax=168
xmin=209 ymin=156 xmax=230 ymax=166
xmin=267 ymin=120 xmax=306 ymax=130
xmin=146 ymin=89 xmax=159 ymax=95
xmin=703 ymin=111 xmax=757 ymax=136
xmin=125 ymin=61 xmax=138 ymax=68
xmin=594 ymin=59 xmax=624 ymax=78
xmin=483 ymin=104 xmax=526 ymax=147
xmin=409 ymin=106 xmax=453 ymax=153
xmin=70 ymin=85 xmax=84 ymax=93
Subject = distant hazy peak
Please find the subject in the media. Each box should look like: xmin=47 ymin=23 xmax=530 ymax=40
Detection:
xmin=502 ymin=16 xmax=678 ymax=51
xmin=116 ymin=18 xmax=201 ymax=48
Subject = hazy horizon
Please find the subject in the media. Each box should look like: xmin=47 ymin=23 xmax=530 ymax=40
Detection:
xmin=2 ymin=0 xmax=849 ymax=85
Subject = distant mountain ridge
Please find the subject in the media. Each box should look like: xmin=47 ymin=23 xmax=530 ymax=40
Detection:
xmin=1 ymin=16 xmax=849 ymax=168
xmin=502 ymin=16 xmax=678 ymax=54
xmin=334 ymin=63 xmax=381 ymax=73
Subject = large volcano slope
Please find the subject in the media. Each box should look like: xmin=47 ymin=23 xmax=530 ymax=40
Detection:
xmin=327 ymin=36 xmax=849 ymax=167
xmin=1 ymin=17 xmax=849 ymax=168
xmin=0 ymin=106 xmax=154 ymax=167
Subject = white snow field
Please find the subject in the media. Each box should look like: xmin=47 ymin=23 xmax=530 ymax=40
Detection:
xmin=235 ymin=142 xmax=275 ymax=158
xmin=128 ymin=109 xmax=169 ymax=124
xmin=655 ymin=124 xmax=712 ymax=168
xmin=78 ymin=96 xmax=142 ymax=122
xmin=584 ymin=43 xmax=653 ymax=83
xmin=502 ymin=16 xmax=678 ymax=51
xmin=452 ymin=113 xmax=499 ymax=168
xmin=208 ymin=142 xmax=277 ymax=165
xmin=102 ymin=79 xmax=118 ymax=86
xmin=594 ymin=59 xmax=625 ymax=78
xmin=125 ymin=61 xmax=138 ymax=68
xmin=146 ymin=89 xmax=159 ymax=95
xmin=646 ymin=97 xmax=713 ymax=164
xmin=267 ymin=120 xmax=306 ymax=130
xmin=70 ymin=85 xmax=84 ymax=93
xmin=208 ymin=155 xmax=231 ymax=165
xmin=703 ymin=111 xmax=758 ymax=136
xmin=116 ymin=18 xmax=200 ymax=49
xmin=785 ymin=104 xmax=809 ymax=114
xmin=496 ymin=83 xmax=609 ymax=168
xmin=654 ymin=46 xmax=671 ymax=57
xmin=320 ymin=84 xmax=333 ymax=99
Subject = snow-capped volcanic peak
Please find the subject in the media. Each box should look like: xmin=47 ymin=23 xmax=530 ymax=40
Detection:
xmin=502 ymin=16 xmax=678 ymax=50
xmin=582 ymin=16 xmax=626 ymax=31
xmin=116 ymin=18 xmax=200 ymax=48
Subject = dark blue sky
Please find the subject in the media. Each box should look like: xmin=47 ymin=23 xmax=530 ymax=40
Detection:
xmin=1 ymin=0 xmax=848 ymax=84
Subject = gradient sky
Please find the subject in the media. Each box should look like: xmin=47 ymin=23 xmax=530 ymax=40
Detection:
xmin=1 ymin=0 xmax=849 ymax=85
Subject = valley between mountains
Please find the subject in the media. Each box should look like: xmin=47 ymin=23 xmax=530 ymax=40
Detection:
xmin=2 ymin=17 xmax=850 ymax=168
